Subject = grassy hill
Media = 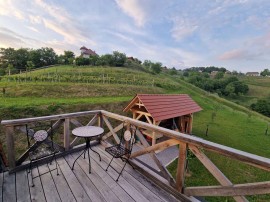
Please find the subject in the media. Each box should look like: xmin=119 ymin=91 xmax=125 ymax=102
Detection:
xmin=1 ymin=65 xmax=270 ymax=201
xmin=229 ymin=76 xmax=270 ymax=107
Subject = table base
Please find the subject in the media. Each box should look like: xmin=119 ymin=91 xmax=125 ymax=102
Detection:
xmin=72 ymin=137 xmax=101 ymax=173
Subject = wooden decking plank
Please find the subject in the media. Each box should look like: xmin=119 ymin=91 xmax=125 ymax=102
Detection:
xmin=37 ymin=165 xmax=61 ymax=202
xmin=95 ymin=145 xmax=164 ymax=202
xmin=64 ymin=155 xmax=106 ymax=202
xmin=28 ymin=167 xmax=46 ymax=202
xmin=0 ymin=172 xmax=3 ymax=202
xmin=89 ymin=147 xmax=150 ymax=202
xmin=97 ymin=145 xmax=180 ymax=202
xmin=57 ymin=157 xmax=91 ymax=202
xmin=78 ymin=153 xmax=135 ymax=202
xmin=3 ymin=172 xmax=16 ymax=202
xmin=48 ymin=161 xmax=76 ymax=202
xmin=70 ymin=153 xmax=121 ymax=202
xmin=16 ymin=170 xmax=31 ymax=202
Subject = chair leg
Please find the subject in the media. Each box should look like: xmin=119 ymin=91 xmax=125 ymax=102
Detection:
xmin=29 ymin=160 xmax=35 ymax=187
xmin=54 ymin=153 xmax=59 ymax=176
xmin=106 ymin=157 xmax=114 ymax=171
xmin=126 ymin=159 xmax=135 ymax=169
xmin=116 ymin=160 xmax=128 ymax=182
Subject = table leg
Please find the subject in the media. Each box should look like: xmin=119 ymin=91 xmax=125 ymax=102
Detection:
xmin=72 ymin=148 xmax=86 ymax=170
xmin=89 ymin=137 xmax=101 ymax=161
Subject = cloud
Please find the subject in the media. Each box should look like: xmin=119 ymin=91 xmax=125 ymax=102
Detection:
xmin=0 ymin=0 xmax=25 ymax=20
xmin=34 ymin=0 xmax=96 ymax=46
xmin=219 ymin=49 xmax=252 ymax=60
xmin=0 ymin=27 xmax=38 ymax=48
xmin=26 ymin=26 xmax=39 ymax=33
xmin=115 ymin=0 xmax=147 ymax=27
xmin=170 ymin=17 xmax=198 ymax=41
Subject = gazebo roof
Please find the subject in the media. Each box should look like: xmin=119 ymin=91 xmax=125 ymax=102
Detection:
xmin=124 ymin=94 xmax=202 ymax=121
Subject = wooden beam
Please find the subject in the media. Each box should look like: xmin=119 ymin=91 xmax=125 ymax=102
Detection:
xmin=136 ymin=129 xmax=176 ymax=187
xmin=184 ymin=181 xmax=270 ymax=196
xmin=102 ymin=115 xmax=120 ymax=144
xmin=70 ymin=118 xmax=83 ymax=127
xmin=100 ymin=110 xmax=270 ymax=172
xmin=135 ymin=113 xmax=143 ymax=120
xmin=6 ymin=126 xmax=15 ymax=169
xmin=145 ymin=115 xmax=153 ymax=125
xmin=189 ymin=145 xmax=248 ymax=202
xmin=131 ymin=110 xmax=151 ymax=117
xmin=87 ymin=114 xmax=98 ymax=126
xmin=175 ymin=142 xmax=187 ymax=192
xmin=130 ymin=139 xmax=180 ymax=159
xmin=64 ymin=118 xmax=70 ymax=150
xmin=101 ymin=123 xmax=125 ymax=141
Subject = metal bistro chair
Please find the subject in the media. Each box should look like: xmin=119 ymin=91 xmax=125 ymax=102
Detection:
xmin=26 ymin=121 xmax=59 ymax=187
xmin=105 ymin=123 xmax=137 ymax=181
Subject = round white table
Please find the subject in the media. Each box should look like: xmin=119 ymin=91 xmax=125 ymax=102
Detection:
xmin=71 ymin=126 xmax=104 ymax=173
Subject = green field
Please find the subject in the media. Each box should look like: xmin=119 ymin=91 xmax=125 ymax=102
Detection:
xmin=1 ymin=65 xmax=270 ymax=201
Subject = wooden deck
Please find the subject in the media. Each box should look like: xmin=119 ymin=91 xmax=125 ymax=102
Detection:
xmin=0 ymin=144 xmax=184 ymax=202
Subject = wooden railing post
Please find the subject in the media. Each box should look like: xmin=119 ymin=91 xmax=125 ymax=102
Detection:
xmin=64 ymin=118 xmax=70 ymax=151
xmin=176 ymin=142 xmax=187 ymax=192
xmin=6 ymin=126 xmax=15 ymax=169
xmin=98 ymin=113 xmax=103 ymax=128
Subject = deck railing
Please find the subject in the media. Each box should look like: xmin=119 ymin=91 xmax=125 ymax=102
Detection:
xmin=2 ymin=110 xmax=270 ymax=201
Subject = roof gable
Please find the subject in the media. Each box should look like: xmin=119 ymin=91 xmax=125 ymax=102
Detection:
xmin=124 ymin=94 xmax=202 ymax=121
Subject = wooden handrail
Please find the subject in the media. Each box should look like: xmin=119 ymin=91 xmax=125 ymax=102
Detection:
xmin=1 ymin=110 xmax=101 ymax=126
xmin=101 ymin=110 xmax=270 ymax=171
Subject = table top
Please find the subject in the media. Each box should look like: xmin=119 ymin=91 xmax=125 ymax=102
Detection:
xmin=72 ymin=126 xmax=104 ymax=138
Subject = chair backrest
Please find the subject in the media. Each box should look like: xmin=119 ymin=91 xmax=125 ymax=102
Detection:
xmin=26 ymin=121 xmax=54 ymax=148
xmin=119 ymin=124 xmax=137 ymax=152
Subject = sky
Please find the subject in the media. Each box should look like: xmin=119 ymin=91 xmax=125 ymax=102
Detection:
xmin=0 ymin=0 xmax=269 ymax=72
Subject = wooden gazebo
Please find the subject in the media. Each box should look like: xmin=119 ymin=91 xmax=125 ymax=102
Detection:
xmin=124 ymin=94 xmax=202 ymax=145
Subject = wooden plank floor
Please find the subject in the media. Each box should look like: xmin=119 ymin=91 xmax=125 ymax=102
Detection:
xmin=0 ymin=145 xmax=182 ymax=202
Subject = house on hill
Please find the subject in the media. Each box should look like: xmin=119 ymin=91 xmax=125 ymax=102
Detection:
xmin=80 ymin=46 xmax=98 ymax=58
xmin=124 ymin=94 xmax=202 ymax=145
xmin=246 ymin=72 xmax=260 ymax=76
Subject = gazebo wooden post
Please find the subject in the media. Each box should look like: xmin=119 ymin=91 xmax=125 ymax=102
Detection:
xmin=152 ymin=120 xmax=157 ymax=145
xmin=187 ymin=114 xmax=193 ymax=134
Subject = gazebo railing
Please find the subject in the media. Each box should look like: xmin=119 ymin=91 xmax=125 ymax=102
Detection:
xmin=2 ymin=110 xmax=270 ymax=201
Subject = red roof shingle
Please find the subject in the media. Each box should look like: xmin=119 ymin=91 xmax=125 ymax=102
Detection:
xmin=124 ymin=94 xmax=202 ymax=121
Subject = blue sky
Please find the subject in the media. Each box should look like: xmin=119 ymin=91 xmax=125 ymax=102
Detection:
xmin=0 ymin=0 xmax=269 ymax=72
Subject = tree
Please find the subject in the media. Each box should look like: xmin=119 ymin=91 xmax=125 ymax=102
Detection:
xmin=26 ymin=61 xmax=34 ymax=72
xmin=251 ymin=99 xmax=270 ymax=117
xmin=143 ymin=60 xmax=152 ymax=69
xmin=261 ymin=69 xmax=270 ymax=76
xmin=224 ymin=83 xmax=235 ymax=96
xmin=64 ymin=51 xmax=75 ymax=59
xmin=231 ymin=81 xmax=249 ymax=95
xmin=151 ymin=62 xmax=162 ymax=74
xmin=214 ymin=72 xmax=224 ymax=79
xmin=25 ymin=61 xmax=34 ymax=78
xmin=6 ymin=64 xmax=15 ymax=76
xmin=112 ymin=51 xmax=126 ymax=67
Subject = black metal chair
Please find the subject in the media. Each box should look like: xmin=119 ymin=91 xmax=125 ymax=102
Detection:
xmin=26 ymin=121 xmax=59 ymax=187
xmin=105 ymin=124 xmax=137 ymax=181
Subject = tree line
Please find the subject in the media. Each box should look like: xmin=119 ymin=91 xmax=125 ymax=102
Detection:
xmin=0 ymin=47 xmax=165 ymax=76
xmin=184 ymin=71 xmax=249 ymax=97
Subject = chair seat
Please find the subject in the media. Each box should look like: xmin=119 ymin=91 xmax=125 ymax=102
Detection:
xmin=29 ymin=145 xmax=58 ymax=160
xmin=105 ymin=144 xmax=130 ymax=158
